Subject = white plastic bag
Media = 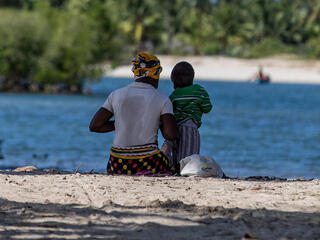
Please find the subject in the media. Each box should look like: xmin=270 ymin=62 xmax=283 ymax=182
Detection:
xmin=180 ymin=154 xmax=224 ymax=178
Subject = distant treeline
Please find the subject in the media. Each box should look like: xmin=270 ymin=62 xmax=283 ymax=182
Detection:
xmin=0 ymin=0 xmax=320 ymax=93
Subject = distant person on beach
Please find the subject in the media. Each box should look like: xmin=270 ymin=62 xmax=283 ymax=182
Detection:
xmin=252 ymin=66 xmax=270 ymax=84
xmin=89 ymin=52 xmax=178 ymax=175
xmin=162 ymin=61 xmax=213 ymax=165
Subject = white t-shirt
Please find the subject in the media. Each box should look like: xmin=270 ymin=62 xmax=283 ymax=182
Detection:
xmin=102 ymin=82 xmax=173 ymax=147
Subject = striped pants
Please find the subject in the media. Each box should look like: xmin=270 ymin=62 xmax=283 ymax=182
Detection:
xmin=162 ymin=120 xmax=200 ymax=165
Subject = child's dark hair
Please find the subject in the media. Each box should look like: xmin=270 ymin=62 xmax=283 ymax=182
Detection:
xmin=171 ymin=61 xmax=194 ymax=88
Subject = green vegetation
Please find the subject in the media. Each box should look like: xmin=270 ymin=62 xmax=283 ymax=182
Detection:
xmin=0 ymin=0 xmax=320 ymax=92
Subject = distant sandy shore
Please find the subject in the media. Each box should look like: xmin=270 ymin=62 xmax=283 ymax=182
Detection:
xmin=106 ymin=55 xmax=320 ymax=84
xmin=1 ymin=170 xmax=319 ymax=239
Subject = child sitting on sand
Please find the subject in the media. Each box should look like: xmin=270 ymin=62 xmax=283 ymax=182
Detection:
xmin=162 ymin=61 xmax=213 ymax=167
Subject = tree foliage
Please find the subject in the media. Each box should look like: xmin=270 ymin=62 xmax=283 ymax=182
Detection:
xmin=0 ymin=0 xmax=320 ymax=92
xmin=0 ymin=9 xmax=49 ymax=91
xmin=34 ymin=1 xmax=100 ymax=92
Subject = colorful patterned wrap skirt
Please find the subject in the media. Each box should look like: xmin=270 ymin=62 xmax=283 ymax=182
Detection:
xmin=107 ymin=144 xmax=176 ymax=175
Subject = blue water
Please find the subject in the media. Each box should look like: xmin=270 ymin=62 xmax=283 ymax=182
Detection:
xmin=0 ymin=78 xmax=319 ymax=178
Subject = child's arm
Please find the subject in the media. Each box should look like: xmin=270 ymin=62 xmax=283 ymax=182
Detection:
xmin=200 ymin=88 xmax=213 ymax=113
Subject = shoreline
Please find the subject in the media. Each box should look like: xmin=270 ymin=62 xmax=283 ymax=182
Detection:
xmin=1 ymin=170 xmax=319 ymax=239
xmin=2 ymin=167 xmax=317 ymax=181
xmin=105 ymin=55 xmax=320 ymax=85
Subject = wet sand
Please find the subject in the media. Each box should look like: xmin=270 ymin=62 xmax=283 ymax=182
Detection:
xmin=0 ymin=170 xmax=319 ymax=239
xmin=106 ymin=55 xmax=320 ymax=84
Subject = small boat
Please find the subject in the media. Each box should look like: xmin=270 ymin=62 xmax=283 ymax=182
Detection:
xmin=255 ymin=77 xmax=270 ymax=84
xmin=253 ymin=66 xmax=271 ymax=84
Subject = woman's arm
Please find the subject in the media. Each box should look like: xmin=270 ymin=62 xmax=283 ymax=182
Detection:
xmin=160 ymin=113 xmax=178 ymax=140
xmin=89 ymin=108 xmax=115 ymax=133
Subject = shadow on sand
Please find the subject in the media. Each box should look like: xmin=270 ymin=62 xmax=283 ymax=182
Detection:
xmin=0 ymin=169 xmax=314 ymax=183
xmin=0 ymin=196 xmax=319 ymax=240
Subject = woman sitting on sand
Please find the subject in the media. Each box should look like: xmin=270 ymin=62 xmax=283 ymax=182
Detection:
xmin=89 ymin=52 xmax=178 ymax=175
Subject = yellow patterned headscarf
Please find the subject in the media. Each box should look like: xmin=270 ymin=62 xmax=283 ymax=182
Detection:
xmin=131 ymin=52 xmax=162 ymax=80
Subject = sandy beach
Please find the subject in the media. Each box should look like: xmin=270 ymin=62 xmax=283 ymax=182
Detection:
xmin=1 ymin=170 xmax=319 ymax=239
xmin=106 ymin=55 xmax=320 ymax=84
